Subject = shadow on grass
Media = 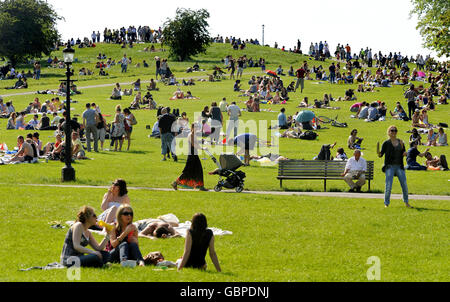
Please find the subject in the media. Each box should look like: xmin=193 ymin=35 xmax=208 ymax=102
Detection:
xmin=413 ymin=207 xmax=450 ymax=213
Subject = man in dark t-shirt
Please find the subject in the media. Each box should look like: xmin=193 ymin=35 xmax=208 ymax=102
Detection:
xmin=295 ymin=67 xmax=306 ymax=93
xmin=158 ymin=107 xmax=177 ymax=161
xmin=38 ymin=113 xmax=51 ymax=130
xmin=406 ymin=142 xmax=428 ymax=170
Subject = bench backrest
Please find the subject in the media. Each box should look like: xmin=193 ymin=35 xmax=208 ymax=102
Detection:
xmin=278 ymin=160 xmax=374 ymax=179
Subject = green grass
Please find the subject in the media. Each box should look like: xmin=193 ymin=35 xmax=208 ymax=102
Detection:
xmin=1 ymin=185 xmax=449 ymax=282
xmin=0 ymin=42 xmax=449 ymax=282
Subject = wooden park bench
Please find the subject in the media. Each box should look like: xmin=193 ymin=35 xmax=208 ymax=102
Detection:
xmin=277 ymin=160 xmax=374 ymax=191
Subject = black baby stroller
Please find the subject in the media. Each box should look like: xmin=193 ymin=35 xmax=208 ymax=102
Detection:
xmin=205 ymin=150 xmax=246 ymax=193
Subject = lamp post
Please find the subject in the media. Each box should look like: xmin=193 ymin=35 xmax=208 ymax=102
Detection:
xmin=61 ymin=42 xmax=76 ymax=182
xmin=262 ymin=24 xmax=265 ymax=47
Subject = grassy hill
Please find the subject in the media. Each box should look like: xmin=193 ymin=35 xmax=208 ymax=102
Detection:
xmin=0 ymin=42 xmax=448 ymax=282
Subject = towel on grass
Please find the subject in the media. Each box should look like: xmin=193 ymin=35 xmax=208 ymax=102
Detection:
xmin=66 ymin=213 xmax=232 ymax=238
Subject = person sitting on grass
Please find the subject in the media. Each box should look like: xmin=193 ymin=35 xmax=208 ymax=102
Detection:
xmin=110 ymin=84 xmax=122 ymax=100
xmin=411 ymin=109 xmax=426 ymax=128
xmin=334 ymin=147 xmax=348 ymax=160
xmin=106 ymin=205 xmax=145 ymax=267
xmin=409 ymin=128 xmax=422 ymax=146
xmin=4 ymin=135 xmax=37 ymax=164
xmin=436 ymin=127 xmax=448 ymax=146
xmin=424 ymin=151 xmax=449 ymax=171
xmin=406 ymin=141 xmax=429 ymax=170
xmin=426 ymin=129 xmax=437 ymax=146
xmin=70 ymin=131 xmax=87 ymax=160
xmin=177 ymin=213 xmax=221 ymax=272
xmin=60 ymin=206 xmax=110 ymax=268
xmin=170 ymin=88 xmax=184 ymax=100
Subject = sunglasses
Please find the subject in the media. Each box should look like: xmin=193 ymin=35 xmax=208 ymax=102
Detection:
xmin=390 ymin=129 xmax=398 ymax=132
xmin=122 ymin=212 xmax=133 ymax=216
xmin=92 ymin=213 xmax=97 ymax=218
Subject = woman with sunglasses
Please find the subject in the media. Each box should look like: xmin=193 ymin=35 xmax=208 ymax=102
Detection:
xmin=107 ymin=205 xmax=145 ymax=267
xmin=60 ymin=206 xmax=110 ymax=267
xmin=377 ymin=126 xmax=412 ymax=208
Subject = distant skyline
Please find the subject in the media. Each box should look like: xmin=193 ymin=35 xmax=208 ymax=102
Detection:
xmin=48 ymin=0 xmax=443 ymax=60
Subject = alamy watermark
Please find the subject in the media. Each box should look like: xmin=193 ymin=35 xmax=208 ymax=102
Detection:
xmin=168 ymin=113 xmax=280 ymax=164
xmin=66 ymin=256 xmax=81 ymax=281
xmin=366 ymin=256 xmax=381 ymax=280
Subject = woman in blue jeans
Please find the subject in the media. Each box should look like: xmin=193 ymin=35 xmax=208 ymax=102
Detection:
xmin=60 ymin=206 xmax=110 ymax=267
xmin=107 ymin=205 xmax=145 ymax=266
xmin=377 ymin=125 xmax=413 ymax=208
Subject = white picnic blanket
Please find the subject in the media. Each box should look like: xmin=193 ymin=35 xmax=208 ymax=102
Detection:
xmin=66 ymin=214 xmax=232 ymax=238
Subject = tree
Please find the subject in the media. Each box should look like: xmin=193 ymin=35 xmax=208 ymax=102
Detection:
xmin=162 ymin=8 xmax=211 ymax=61
xmin=410 ymin=0 xmax=450 ymax=58
xmin=0 ymin=0 xmax=61 ymax=67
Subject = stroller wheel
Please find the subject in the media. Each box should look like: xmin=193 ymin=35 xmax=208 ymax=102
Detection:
xmin=214 ymin=185 xmax=222 ymax=192
xmin=235 ymin=186 xmax=244 ymax=193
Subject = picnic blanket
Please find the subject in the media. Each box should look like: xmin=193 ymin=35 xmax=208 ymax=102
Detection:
xmin=66 ymin=213 xmax=232 ymax=238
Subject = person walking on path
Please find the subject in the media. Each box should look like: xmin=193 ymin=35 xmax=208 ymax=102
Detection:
xmin=171 ymin=123 xmax=207 ymax=191
xmin=82 ymin=103 xmax=99 ymax=152
xmin=377 ymin=125 xmax=412 ymax=208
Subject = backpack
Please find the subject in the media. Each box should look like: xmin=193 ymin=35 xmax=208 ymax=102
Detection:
xmin=299 ymin=131 xmax=318 ymax=140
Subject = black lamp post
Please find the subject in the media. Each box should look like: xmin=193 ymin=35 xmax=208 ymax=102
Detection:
xmin=61 ymin=42 xmax=76 ymax=182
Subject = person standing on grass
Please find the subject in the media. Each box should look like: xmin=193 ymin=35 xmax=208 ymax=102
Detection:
xmin=110 ymin=105 xmax=125 ymax=152
xmin=60 ymin=206 xmax=110 ymax=268
xmin=123 ymin=108 xmax=136 ymax=151
xmin=294 ymin=64 xmax=306 ymax=93
xmin=377 ymin=125 xmax=412 ymax=208
xmin=226 ymin=101 xmax=241 ymax=141
xmin=158 ymin=107 xmax=177 ymax=162
xmin=341 ymin=149 xmax=367 ymax=192
xmin=177 ymin=213 xmax=221 ymax=272
xmin=82 ymin=103 xmax=99 ymax=153
xmin=121 ymin=54 xmax=128 ymax=73
xmin=404 ymin=84 xmax=418 ymax=120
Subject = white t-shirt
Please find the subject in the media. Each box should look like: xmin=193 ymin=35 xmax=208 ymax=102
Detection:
xmin=345 ymin=157 xmax=367 ymax=172
xmin=228 ymin=104 xmax=241 ymax=120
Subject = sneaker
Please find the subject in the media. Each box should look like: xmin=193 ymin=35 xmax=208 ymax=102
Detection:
xmin=161 ymin=158 xmax=166 ymax=161
xmin=173 ymin=155 xmax=178 ymax=162
xmin=348 ymin=188 xmax=355 ymax=193
xmin=198 ymin=187 xmax=208 ymax=191
xmin=356 ymin=186 xmax=362 ymax=192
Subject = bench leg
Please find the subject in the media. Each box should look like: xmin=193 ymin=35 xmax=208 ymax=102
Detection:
xmin=280 ymin=179 xmax=282 ymax=188
xmin=368 ymin=180 xmax=371 ymax=191
xmin=324 ymin=179 xmax=327 ymax=192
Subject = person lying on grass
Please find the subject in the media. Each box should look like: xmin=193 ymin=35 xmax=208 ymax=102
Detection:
xmin=177 ymin=213 xmax=221 ymax=272
xmin=138 ymin=220 xmax=181 ymax=239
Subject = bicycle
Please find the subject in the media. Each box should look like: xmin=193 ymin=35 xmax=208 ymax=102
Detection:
xmin=317 ymin=115 xmax=348 ymax=127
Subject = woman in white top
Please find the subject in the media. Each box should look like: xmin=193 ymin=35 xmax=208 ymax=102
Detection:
xmin=437 ymin=127 xmax=448 ymax=146
xmin=98 ymin=179 xmax=131 ymax=223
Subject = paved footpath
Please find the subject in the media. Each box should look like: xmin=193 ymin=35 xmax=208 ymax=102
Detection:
xmin=14 ymin=183 xmax=450 ymax=201
xmin=0 ymin=71 xmax=261 ymax=98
